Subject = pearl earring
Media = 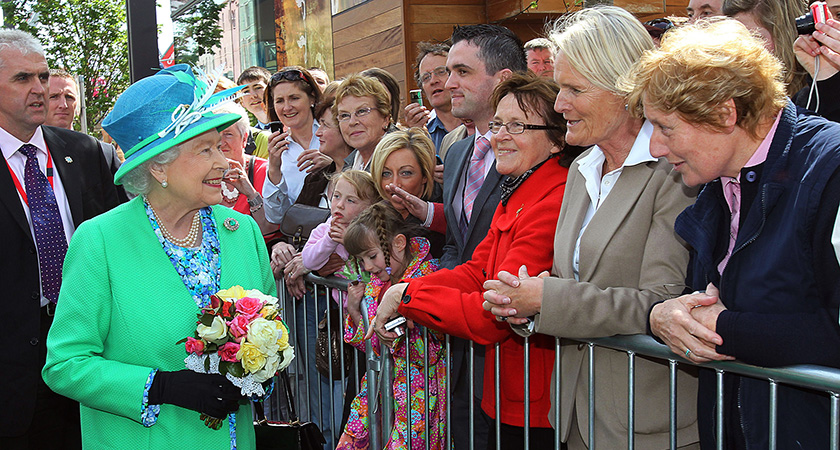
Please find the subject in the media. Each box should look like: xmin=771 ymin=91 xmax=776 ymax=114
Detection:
xmin=161 ymin=180 xmax=168 ymax=188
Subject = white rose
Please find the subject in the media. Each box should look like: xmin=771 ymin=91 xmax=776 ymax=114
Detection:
xmin=247 ymin=318 xmax=280 ymax=354
xmin=277 ymin=346 xmax=295 ymax=372
xmin=245 ymin=289 xmax=278 ymax=307
xmin=197 ymin=316 xmax=228 ymax=344
xmin=251 ymin=353 xmax=281 ymax=383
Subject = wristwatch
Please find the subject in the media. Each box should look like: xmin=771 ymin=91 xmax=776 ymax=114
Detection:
xmin=247 ymin=195 xmax=264 ymax=213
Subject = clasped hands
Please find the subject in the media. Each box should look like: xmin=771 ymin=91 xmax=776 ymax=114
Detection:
xmin=649 ymin=283 xmax=734 ymax=363
xmin=482 ymin=265 xmax=548 ymax=326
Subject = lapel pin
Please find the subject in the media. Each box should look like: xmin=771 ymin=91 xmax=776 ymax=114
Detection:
xmin=64 ymin=156 xmax=73 ymax=163
xmin=223 ymin=217 xmax=239 ymax=231
xmin=516 ymin=205 xmax=524 ymax=216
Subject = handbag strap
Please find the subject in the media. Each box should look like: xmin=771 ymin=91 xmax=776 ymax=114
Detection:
xmin=253 ymin=371 xmax=299 ymax=423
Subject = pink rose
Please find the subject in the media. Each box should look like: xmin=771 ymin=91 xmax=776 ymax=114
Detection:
xmin=185 ymin=337 xmax=205 ymax=355
xmin=236 ymin=297 xmax=264 ymax=319
xmin=229 ymin=315 xmax=250 ymax=342
xmin=218 ymin=342 xmax=241 ymax=362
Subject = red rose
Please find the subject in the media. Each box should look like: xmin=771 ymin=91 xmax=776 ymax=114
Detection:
xmin=185 ymin=337 xmax=205 ymax=355
xmin=229 ymin=315 xmax=250 ymax=342
xmin=218 ymin=342 xmax=240 ymax=362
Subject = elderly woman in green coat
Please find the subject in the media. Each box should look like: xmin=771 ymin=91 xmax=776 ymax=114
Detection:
xmin=41 ymin=65 xmax=274 ymax=449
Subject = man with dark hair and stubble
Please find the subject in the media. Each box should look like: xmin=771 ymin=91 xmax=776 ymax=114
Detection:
xmin=438 ymin=23 xmax=526 ymax=450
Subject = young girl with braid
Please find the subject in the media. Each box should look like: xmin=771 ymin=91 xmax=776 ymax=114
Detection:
xmin=336 ymin=202 xmax=446 ymax=450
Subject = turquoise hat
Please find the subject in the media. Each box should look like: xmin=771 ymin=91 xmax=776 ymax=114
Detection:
xmin=103 ymin=65 xmax=243 ymax=184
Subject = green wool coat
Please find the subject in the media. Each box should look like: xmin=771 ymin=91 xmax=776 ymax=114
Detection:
xmin=42 ymin=197 xmax=275 ymax=449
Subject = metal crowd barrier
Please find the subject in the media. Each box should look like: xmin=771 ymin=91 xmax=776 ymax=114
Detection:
xmin=266 ymin=274 xmax=840 ymax=450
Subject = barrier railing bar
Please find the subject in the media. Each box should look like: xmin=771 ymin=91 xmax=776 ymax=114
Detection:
xmin=359 ymin=299 xmax=381 ymax=450
xmin=494 ymin=342 xmax=501 ymax=450
xmin=445 ymin=334 xmax=452 ymax=450
xmin=716 ymin=369 xmax=725 ymax=450
xmin=554 ymin=338 xmax=562 ymax=450
xmin=524 ymin=336 xmax=531 ymax=450
xmin=473 ymin=341 xmax=479 ymax=450
xmin=669 ymin=359 xmax=678 ymax=450
xmin=627 ymin=350 xmax=635 ymax=450
xmin=831 ymin=393 xmax=839 ymax=450
xmin=769 ymin=379 xmax=777 ymax=450
xmin=588 ymin=342 xmax=595 ymax=449
xmin=407 ymin=334 xmax=412 ymax=450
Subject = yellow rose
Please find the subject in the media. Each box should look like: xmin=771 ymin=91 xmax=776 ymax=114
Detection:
xmin=259 ymin=304 xmax=279 ymax=320
xmin=276 ymin=320 xmax=290 ymax=351
xmin=251 ymin=353 xmax=281 ymax=383
xmin=247 ymin=318 xmax=280 ymax=354
xmin=236 ymin=342 xmax=266 ymax=373
xmin=196 ymin=316 xmax=228 ymax=344
xmin=216 ymin=286 xmax=247 ymax=301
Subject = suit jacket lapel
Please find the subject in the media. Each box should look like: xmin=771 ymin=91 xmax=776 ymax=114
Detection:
xmin=44 ymin=127 xmax=84 ymax=228
xmin=0 ymin=152 xmax=31 ymax=239
xmin=443 ymin=138 xmax=472 ymax=248
xmin=554 ymin=162 xmax=588 ymax=279
xmin=578 ymin=162 xmax=654 ymax=281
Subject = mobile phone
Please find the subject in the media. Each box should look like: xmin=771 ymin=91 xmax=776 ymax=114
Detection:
xmin=435 ymin=154 xmax=443 ymax=165
xmin=269 ymin=121 xmax=284 ymax=133
xmin=409 ymin=89 xmax=423 ymax=107
xmin=384 ymin=316 xmax=407 ymax=336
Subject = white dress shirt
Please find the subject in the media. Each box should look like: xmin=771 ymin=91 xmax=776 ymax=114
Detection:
xmin=573 ymin=121 xmax=656 ymax=280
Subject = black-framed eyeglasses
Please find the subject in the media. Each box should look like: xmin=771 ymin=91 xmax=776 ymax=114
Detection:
xmin=337 ymin=107 xmax=373 ymax=122
xmin=488 ymin=121 xmax=562 ymax=134
xmin=420 ymin=66 xmax=449 ymax=85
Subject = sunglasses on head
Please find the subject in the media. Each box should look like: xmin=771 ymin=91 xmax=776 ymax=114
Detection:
xmin=645 ymin=18 xmax=674 ymax=31
xmin=271 ymin=69 xmax=310 ymax=84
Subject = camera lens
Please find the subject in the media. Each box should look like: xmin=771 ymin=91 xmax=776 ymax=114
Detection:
xmin=796 ymin=12 xmax=816 ymax=35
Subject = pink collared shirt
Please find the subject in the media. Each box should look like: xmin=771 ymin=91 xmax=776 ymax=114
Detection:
xmin=718 ymin=112 xmax=782 ymax=274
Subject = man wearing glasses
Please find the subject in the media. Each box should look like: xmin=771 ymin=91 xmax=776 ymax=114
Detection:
xmin=404 ymin=42 xmax=462 ymax=154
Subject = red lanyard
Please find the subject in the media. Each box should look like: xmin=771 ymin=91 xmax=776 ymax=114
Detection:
xmin=4 ymin=147 xmax=54 ymax=205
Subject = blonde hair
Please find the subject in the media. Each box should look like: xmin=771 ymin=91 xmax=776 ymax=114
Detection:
xmin=549 ymin=6 xmax=654 ymax=97
xmin=722 ymin=0 xmax=809 ymax=95
xmin=370 ymin=128 xmax=436 ymax=201
xmin=626 ymin=18 xmax=787 ymax=139
xmin=332 ymin=74 xmax=392 ymax=124
xmin=328 ymin=169 xmax=380 ymax=206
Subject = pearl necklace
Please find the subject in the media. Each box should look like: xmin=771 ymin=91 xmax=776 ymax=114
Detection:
xmin=145 ymin=197 xmax=201 ymax=247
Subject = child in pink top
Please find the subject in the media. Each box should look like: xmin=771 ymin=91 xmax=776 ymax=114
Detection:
xmin=302 ymin=170 xmax=380 ymax=292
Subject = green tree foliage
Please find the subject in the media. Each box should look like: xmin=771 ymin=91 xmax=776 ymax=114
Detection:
xmin=174 ymin=0 xmax=226 ymax=65
xmin=2 ymin=0 xmax=129 ymax=137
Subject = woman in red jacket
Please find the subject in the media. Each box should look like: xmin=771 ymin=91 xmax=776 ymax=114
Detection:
xmin=370 ymin=72 xmax=582 ymax=449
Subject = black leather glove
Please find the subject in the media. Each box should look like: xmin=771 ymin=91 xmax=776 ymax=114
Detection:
xmin=148 ymin=370 xmax=243 ymax=419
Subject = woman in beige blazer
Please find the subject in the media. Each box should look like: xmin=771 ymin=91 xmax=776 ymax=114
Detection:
xmin=483 ymin=7 xmax=700 ymax=449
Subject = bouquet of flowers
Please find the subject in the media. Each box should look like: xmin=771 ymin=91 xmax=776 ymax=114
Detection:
xmin=179 ymin=286 xmax=295 ymax=428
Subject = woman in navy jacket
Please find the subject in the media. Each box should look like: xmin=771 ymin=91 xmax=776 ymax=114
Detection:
xmin=638 ymin=19 xmax=840 ymax=449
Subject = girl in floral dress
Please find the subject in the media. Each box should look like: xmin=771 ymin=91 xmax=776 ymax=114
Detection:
xmin=337 ymin=202 xmax=447 ymax=450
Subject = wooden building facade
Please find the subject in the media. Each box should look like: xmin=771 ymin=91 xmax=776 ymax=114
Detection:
xmin=275 ymin=0 xmax=688 ymax=121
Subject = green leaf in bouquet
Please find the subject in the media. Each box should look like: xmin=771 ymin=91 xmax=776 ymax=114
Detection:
xmin=226 ymin=361 xmax=245 ymax=378
xmin=175 ymin=337 xmax=188 ymax=345
xmin=205 ymin=342 xmax=218 ymax=353
xmin=199 ymin=312 xmax=215 ymax=327
xmin=204 ymin=356 xmax=210 ymax=372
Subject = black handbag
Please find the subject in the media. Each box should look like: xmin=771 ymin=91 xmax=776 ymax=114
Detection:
xmin=315 ymin=304 xmax=354 ymax=380
xmin=279 ymin=204 xmax=330 ymax=251
xmin=253 ymin=371 xmax=326 ymax=450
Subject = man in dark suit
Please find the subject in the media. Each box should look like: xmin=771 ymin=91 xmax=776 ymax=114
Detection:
xmin=439 ymin=24 xmax=527 ymax=449
xmin=0 ymin=30 xmax=122 ymax=449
